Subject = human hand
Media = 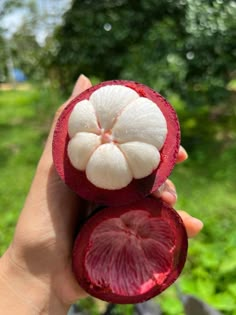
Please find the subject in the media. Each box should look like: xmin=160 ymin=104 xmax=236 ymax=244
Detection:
xmin=155 ymin=147 xmax=203 ymax=238
xmin=0 ymin=75 xmax=203 ymax=315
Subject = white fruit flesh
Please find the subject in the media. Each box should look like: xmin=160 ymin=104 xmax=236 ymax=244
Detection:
xmin=67 ymin=85 xmax=167 ymax=190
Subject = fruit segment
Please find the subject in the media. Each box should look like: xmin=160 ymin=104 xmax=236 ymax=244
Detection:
xmin=68 ymin=132 xmax=101 ymax=170
xmin=119 ymin=142 xmax=160 ymax=179
xmin=53 ymin=80 xmax=180 ymax=205
xmin=86 ymin=143 xmax=133 ymax=190
xmin=68 ymin=100 xmax=100 ymax=137
xmin=112 ymin=97 xmax=167 ymax=148
xmin=89 ymin=85 xmax=139 ymax=130
xmin=72 ymin=198 xmax=188 ymax=304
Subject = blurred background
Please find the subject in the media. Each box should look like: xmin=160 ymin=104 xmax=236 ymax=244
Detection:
xmin=0 ymin=0 xmax=236 ymax=314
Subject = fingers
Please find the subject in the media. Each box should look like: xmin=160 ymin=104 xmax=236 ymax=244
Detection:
xmin=177 ymin=211 xmax=204 ymax=238
xmin=153 ymin=179 xmax=177 ymax=207
xmin=164 ymin=147 xmax=203 ymax=237
xmin=152 ymin=180 xmax=204 ymax=238
xmin=153 ymin=183 xmax=203 ymax=238
xmin=154 ymin=146 xmax=188 ymax=205
xmin=153 ymin=145 xmax=188 ymax=205
xmin=176 ymin=146 xmax=188 ymax=164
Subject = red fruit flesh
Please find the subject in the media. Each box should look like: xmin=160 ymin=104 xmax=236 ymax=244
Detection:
xmin=52 ymin=80 xmax=180 ymax=206
xmin=72 ymin=197 xmax=188 ymax=304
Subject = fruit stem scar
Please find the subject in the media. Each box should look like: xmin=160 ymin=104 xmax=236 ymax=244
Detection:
xmin=100 ymin=128 xmax=113 ymax=144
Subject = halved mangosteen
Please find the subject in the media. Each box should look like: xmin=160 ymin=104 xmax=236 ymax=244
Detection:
xmin=72 ymin=197 xmax=188 ymax=304
xmin=53 ymin=80 xmax=180 ymax=206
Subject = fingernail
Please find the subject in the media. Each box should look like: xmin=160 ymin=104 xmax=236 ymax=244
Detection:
xmin=77 ymin=74 xmax=87 ymax=86
xmin=78 ymin=73 xmax=86 ymax=80
xmin=167 ymin=188 xmax=177 ymax=199
xmin=156 ymin=185 xmax=177 ymax=200
xmin=72 ymin=74 xmax=89 ymax=97
xmin=156 ymin=183 xmax=166 ymax=196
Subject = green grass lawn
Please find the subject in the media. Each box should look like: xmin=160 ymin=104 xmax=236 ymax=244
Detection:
xmin=0 ymin=85 xmax=236 ymax=314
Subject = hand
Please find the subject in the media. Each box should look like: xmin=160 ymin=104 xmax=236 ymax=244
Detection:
xmin=154 ymin=147 xmax=203 ymax=238
xmin=0 ymin=75 xmax=203 ymax=315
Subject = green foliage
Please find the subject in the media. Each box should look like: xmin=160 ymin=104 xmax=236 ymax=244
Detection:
xmin=9 ymin=24 xmax=43 ymax=80
xmin=169 ymin=146 xmax=236 ymax=314
xmin=158 ymin=286 xmax=185 ymax=315
xmin=0 ymin=0 xmax=23 ymax=18
xmin=77 ymin=297 xmax=101 ymax=315
xmin=110 ymin=304 xmax=134 ymax=315
xmin=53 ymin=0 xmax=186 ymax=90
xmin=53 ymin=0 xmax=235 ymax=106
xmin=0 ymin=33 xmax=8 ymax=82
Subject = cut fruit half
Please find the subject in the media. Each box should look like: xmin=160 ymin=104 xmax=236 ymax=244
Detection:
xmin=53 ymin=80 xmax=180 ymax=206
xmin=72 ymin=197 xmax=188 ymax=304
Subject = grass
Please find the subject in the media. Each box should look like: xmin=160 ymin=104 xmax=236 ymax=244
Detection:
xmin=0 ymin=85 xmax=64 ymax=253
xmin=0 ymin=85 xmax=236 ymax=314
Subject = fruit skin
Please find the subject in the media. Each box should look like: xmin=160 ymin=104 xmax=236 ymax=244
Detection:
xmin=53 ymin=80 xmax=181 ymax=206
xmin=72 ymin=197 xmax=188 ymax=304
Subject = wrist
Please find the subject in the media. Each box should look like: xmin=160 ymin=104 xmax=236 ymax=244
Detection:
xmin=0 ymin=248 xmax=69 ymax=315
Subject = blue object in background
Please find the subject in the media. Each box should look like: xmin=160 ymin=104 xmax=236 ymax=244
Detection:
xmin=11 ymin=68 xmax=27 ymax=82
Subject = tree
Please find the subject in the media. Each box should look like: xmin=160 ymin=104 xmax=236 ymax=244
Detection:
xmin=9 ymin=22 xmax=43 ymax=81
xmin=0 ymin=0 xmax=44 ymax=82
xmin=52 ymin=0 xmax=236 ymax=106
xmin=0 ymin=0 xmax=22 ymax=19
xmin=0 ymin=32 xmax=7 ymax=82
xmin=52 ymin=0 xmax=186 ymax=89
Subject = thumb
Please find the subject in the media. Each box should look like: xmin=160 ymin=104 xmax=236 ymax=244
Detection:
xmin=43 ymin=74 xmax=92 ymax=156
xmin=53 ymin=74 xmax=92 ymax=128
xmin=71 ymin=74 xmax=92 ymax=98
